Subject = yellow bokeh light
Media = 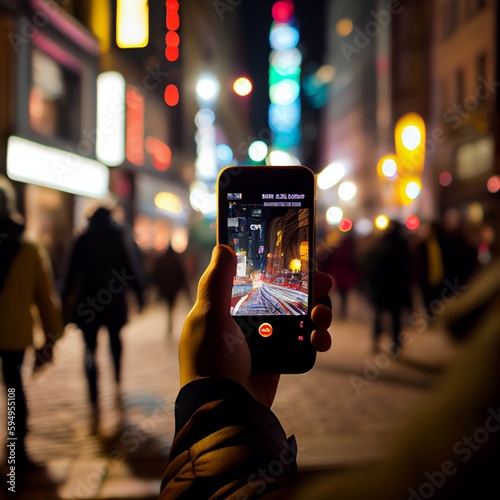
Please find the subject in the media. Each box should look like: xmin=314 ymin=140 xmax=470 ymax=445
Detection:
xmin=290 ymin=259 xmax=302 ymax=272
xmin=375 ymin=214 xmax=390 ymax=230
xmin=336 ymin=18 xmax=353 ymax=36
xmin=154 ymin=192 xmax=182 ymax=215
xmin=116 ymin=0 xmax=149 ymax=49
xmin=233 ymin=77 xmax=253 ymax=96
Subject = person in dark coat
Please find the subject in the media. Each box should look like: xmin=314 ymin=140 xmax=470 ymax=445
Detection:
xmin=61 ymin=206 xmax=145 ymax=430
xmin=323 ymin=232 xmax=360 ymax=319
xmin=152 ymin=244 xmax=192 ymax=337
xmin=363 ymin=220 xmax=413 ymax=353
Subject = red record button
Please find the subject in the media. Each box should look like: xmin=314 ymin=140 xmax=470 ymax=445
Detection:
xmin=259 ymin=323 xmax=273 ymax=337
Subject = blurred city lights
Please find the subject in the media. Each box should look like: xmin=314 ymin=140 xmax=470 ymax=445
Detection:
xmin=326 ymin=206 xmax=343 ymax=225
xmin=336 ymin=18 xmax=353 ymax=36
xmin=270 ymin=48 xmax=302 ymax=75
xmin=116 ymin=0 xmax=149 ymax=48
xmin=170 ymin=226 xmax=188 ymax=253
xmin=487 ymin=175 xmax=500 ymax=193
xmin=339 ymin=218 xmax=353 ymax=232
xmin=405 ymin=180 xmax=421 ymax=199
xmin=354 ymin=217 xmax=373 ymax=236
xmin=194 ymin=108 xmax=215 ymax=128
xmin=216 ymin=144 xmax=233 ymax=164
xmin=272 ymin=1 xmax=294 ymax=23
xmin=145 ymin=137 xmax=171 ymax=170
xmin=164 ymin=83 xmax=179 ymax=106
xmin=248 ymin=140 xmax=268 ymax=162
xmin=269 ymin=79 xmax=300 ymax=105
xmin=270 ymin=24 xmax=300 ymax=51
xmin=268 ymin=149 xmax=300 ymax=165
xmin=467 ymin=202 xmax=484 ymax=222
xmin=439 ymin=171 xmax=453 ymax=187
xmin=97 ymin=71 xmax=125 ymax=166
xmin=381 ymin=157 xmax=397 ymax=177
xmin=189 ymin=181 xmax=216 ymax=214
xmin=126 ymin=86 xmax=145 ymax=166
xmin=289 ymin=258 xmax=301 ymax=272
xmin=196 ymin=74 xmax=220 ymax=102
xmin=7 ymin=136 xmax=109 ymax=198
xmin=375 ymin=214 xmax=390 ymax=230
xmin=154 ymin=191 xmax=182 ymax=215
xmin=165 ymin=1 xmax=180 ymax=63
xmin=401 ymin=125 xmax=422 ymax=150
xmin=405 ymin=214 xmax=420 ymax=230
xmin=317 ymin=162 xmax=345 ymax=190
xmin=233 ymin=77 xmax=253 ymax=96
xmin=316 ymin=64 xmax=335 ymax=84
xmin=338 ymin=181 xmax=357 ymax=201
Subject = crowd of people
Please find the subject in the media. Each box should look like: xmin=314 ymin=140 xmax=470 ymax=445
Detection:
xmin=319 ymin=217 xmax=481 ymax=351
xmin=0 ymin=175 xmax=192 ymax=469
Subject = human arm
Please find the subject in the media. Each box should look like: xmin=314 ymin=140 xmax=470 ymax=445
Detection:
xmin=33 ymin=243 xmax=64 ymax=371
xmin=160 ymin=245 xmax=332 ymax=498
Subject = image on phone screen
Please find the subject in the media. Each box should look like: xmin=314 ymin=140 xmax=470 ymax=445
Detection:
xmin=227 ymin=194 xmax=309 ymax=316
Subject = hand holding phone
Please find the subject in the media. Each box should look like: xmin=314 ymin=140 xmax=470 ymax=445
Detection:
xmin=217 ymin=165 xmax=318 ymax=374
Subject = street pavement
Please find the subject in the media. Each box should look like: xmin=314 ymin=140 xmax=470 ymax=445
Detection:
xmin=0 ymin=291 xmax=457 ymax=499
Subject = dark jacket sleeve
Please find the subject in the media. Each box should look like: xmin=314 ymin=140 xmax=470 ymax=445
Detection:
xmin=160 ymin=377 xmax=297 ymax=499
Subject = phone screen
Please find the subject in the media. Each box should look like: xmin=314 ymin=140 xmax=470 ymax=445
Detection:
xmin=226 ymin=196 xmax=310 ymax=316
xmin=217 ymin=166 xmax=316 ymax=374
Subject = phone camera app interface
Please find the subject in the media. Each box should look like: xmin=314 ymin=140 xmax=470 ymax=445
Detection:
xmin=227 ymin=192 xmax=309 ymax=316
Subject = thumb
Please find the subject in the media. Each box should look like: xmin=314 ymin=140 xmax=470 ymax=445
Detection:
xmin=196 ymin=245 xmax=236 ymax=315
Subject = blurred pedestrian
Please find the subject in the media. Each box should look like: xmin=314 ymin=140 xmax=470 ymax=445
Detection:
xmin=0 ymin=176 xmax=64 ymax=467
xmin=416 ymin=220 xmax=477 ymax=327
xmin=322 ymin=232 xmax=360 ymax=319
xmin=362 ymin=220 xmax=413 ymax=353
xmin=60 ymin=206 xmax=145 ymax=431
xmin=151 ymin=244 xmax=192 ymax=337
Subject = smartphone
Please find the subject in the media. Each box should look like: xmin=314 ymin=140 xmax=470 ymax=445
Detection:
xmin=217 ymin=165 xmax=316 ymax=374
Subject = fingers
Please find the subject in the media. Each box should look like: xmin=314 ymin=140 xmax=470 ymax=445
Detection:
xmin=311 ymin=303 xmax=332 ymax=352
xmin=315 ymin=271 xmax=333 ymax=298
xmin=196 ymin=245 xmax=236 ymax=315
xmin=311 ymin=329 xmax=332 ymax=352
xmin=311 ymin=303 xmax=332 ymax=329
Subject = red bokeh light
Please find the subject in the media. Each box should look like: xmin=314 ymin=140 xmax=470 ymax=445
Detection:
xmin=439 ymin=171 xmax=453 ymax=187
xmin=165 ymin=45 xmax=179 ymax=62
xmin=272 ymin=1 xmax=294 ymax=23
xmin=166 ymin=10 xmax=179 ymax=30
xmin=487 ymin=175 xmax=500 ymax=193
xmin=339 ymin=218 xmax=353 ymax=232
xmin=405 ymin=214 xmax=420 ymax=231
xmin=164 ymin=84 xmax=179 ymax=106
xmin=165 ymin=31 xmax=180 ymax=47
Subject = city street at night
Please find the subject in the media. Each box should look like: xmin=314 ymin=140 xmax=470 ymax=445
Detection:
xmin=0 ymin=0 xmax=499 ymax=498
xmin=0 ymin=294 xmax=457 ymax=499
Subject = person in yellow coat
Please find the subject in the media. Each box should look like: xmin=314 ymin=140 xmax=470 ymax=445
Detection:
xmin=0 ymin=176 xmax=64 ymax=468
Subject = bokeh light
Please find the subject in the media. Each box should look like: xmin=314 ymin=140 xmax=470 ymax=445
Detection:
xmin=375 ymin=214 xmax=390 ymax=230
xmin=317 ymin=162 xmax=345 ymax=190
xmin=233 ymin=77 xmax=252 ymax=96
xmin=439 ymin=171 xmax=453 ymax=187
xmin=487 ymin=175 xmax=500 ymax=193
xmin=336 ymin=18 xmax=353 ymax=36
xmin=248 ymin=140 xmax=268 ymax=162
xmin=326 ymin=206 xmax=343 ymax=225
xmin=338 ymin=181 xmax=357 ymax=201
xmin=405 ymin=214 xmax=420 ymax=230
xmin=339 ymin=218 xmax=353 ymax=232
